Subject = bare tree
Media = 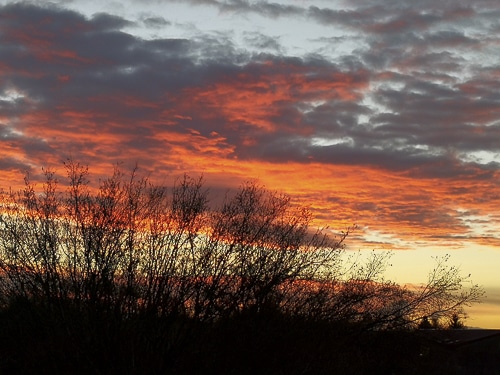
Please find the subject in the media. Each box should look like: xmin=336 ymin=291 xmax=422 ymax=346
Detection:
xmin=0 ymin=162 xmax=484 ymax=331
xmin=281 ymin=252 xmax=483 ymax=330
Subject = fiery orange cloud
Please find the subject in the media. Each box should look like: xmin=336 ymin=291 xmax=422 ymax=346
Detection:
xmin=3 ymin=146 xmax=496 ymax=255
xmin=179 ymin=62 xmax=368 ymax=134
xmin=2 ymin=82 xmax=498 ymax=253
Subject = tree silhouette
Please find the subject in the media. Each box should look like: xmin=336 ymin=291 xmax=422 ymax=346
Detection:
xmin=0 ymin=161 xmax=486 ymax=373
xmin=448 ymin=312 xmax=465 ymax=329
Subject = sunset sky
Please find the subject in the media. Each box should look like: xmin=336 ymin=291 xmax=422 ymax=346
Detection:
xmin=0 ymin=0 xmax=499 ymax=327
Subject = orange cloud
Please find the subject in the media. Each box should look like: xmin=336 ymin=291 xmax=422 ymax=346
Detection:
xmin=179 ymin=62 xmax=368 ymax=134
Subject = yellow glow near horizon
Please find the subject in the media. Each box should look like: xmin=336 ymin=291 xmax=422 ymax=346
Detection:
xmin=377 ymin=246 xmax=500 ymax=329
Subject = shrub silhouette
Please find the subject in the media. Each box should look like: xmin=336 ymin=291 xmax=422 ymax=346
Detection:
xmin=0 ymin=161 xmax=484 ymax=373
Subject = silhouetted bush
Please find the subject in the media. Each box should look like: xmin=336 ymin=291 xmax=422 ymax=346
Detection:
xmin=0 ymin=162 xmax=484 ymax=373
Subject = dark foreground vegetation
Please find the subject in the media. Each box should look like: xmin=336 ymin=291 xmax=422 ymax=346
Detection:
xmin=3 ymin=298 xmax=494 ymax=375
xmin=0 ymin=162 xmax=484 ymax=374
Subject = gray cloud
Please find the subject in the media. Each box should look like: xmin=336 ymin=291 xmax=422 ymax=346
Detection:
xmin=243 ymin=31 xmax=282 ymax=52
xmin=142 ymin=16 xmax=171 ymax=28
xmin=0 ymin=1 xmax=498 ymax=183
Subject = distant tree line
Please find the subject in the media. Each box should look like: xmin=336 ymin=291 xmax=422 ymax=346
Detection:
xmin=0 ymin=161 xmax=484 ymax=373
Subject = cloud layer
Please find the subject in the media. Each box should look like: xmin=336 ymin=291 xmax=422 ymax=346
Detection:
xmin=0 ymin=1 xmax=499 ymax=252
